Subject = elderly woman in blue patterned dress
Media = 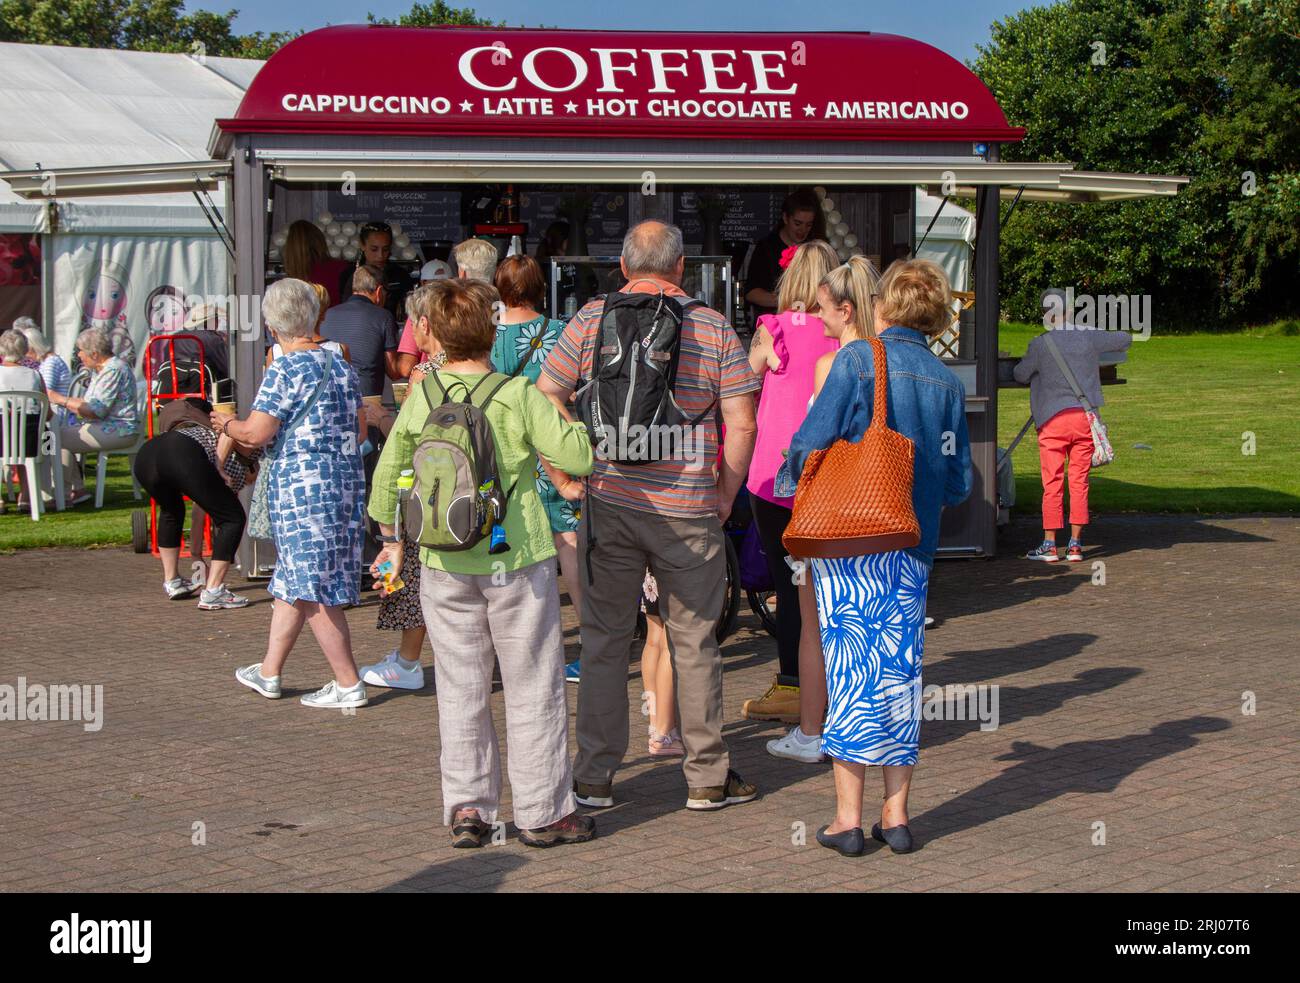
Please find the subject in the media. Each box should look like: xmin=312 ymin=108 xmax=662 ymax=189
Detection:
xmin=786 ymin=259 xmax=971 ymax=856
xmin=217 ymin=277 xmax=370 ymax=710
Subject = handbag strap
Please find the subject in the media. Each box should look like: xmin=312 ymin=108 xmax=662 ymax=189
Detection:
xmin=1041 ymin=333 xmax=1096 ymax=414
xmin=866 ymin=335 xmax=889 ymax=430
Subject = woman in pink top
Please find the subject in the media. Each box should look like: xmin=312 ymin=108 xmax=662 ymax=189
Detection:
xmin=741 ymin=240 xmax=841 ymax=764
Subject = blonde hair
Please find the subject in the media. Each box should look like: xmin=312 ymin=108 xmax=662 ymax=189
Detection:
xmin=876 ymin=259 xmax=953 ymax=336
xmin=819 ymin=255 xmax=882 ymax=340
xmin=309 ymin=282 xmax=330 ymax=328
xmin=776 ymin=240 xmax=840 ymax=315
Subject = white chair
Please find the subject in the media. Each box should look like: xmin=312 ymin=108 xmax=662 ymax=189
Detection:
xmin=1 ymin=390 xmax=53 ymax=521
xmin=92 ymin=388 xmax=146 ymax=509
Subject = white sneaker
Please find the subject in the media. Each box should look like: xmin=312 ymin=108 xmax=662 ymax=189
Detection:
xmin=301 ymin=679 xmax=368 ymax=709
xmin=359 ymin=650 xmax=425 ymax=690
xmin=766 ymin=725 xmax=825 ymax=763
xmin=165 ymin=577 xmax=197 ymax=600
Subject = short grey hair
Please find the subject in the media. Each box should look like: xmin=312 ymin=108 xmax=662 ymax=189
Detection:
xmin=352 ymin=265 xmax=381 ymax=295
xmin=622 ymin=221 xmax=684 ymax=277
xmin=452 ymin=238 xmax=499 ymax=283
xmin=21 ymin=325 xmax=52 ymax=356
xmin=263 ymin=278 xmax=319 ymax=339
xmin=76 ymin=327 xmax=113 ymax=358
xmin=0 ymin=330 xmax=29 ymax=361
xmin=12 ymin=316 xmax=38 ymax=334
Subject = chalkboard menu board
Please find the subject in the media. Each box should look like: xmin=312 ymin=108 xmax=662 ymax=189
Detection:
xmin=676 ymin=190 xmax=782 ymax=245
xmin=518 ymin=186 xmax=630 ymax=247
xmin=323 ymin=187 xmax=463 ymax=243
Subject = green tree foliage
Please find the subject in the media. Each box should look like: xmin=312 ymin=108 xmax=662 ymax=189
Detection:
xmin=367 ymin=1 xmax=499 ymax=27
xmin=0 ymin=0 xmax=294 ymax=59
xmin=973 ymin=0 xmax=1299 ymax=327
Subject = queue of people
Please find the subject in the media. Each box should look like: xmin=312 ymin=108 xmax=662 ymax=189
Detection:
xmin=3 ymin=218 xmax=994 ymax=858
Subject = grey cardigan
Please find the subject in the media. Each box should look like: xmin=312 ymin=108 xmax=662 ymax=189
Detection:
xmin=1013 ymin=326 xmax=1132 ymax=427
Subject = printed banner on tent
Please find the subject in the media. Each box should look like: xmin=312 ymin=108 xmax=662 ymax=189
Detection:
xmin=50 ymin=235 xmax=229 ymax=375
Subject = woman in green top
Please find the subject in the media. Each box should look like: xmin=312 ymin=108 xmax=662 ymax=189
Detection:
xmin=367 ymin=278 xmax=596 ymax=849
xmin=491 ymin=255 xmax=588 ymax=621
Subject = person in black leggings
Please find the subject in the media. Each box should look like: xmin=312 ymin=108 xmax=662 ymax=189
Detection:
xmin=134 ymin=403 xmax=253 ymax=609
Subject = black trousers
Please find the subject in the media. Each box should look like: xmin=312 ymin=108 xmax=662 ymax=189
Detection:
xmin=749 ymin=494 xmax=801 ymax=683
xmin=133 ymin=430 xmax=246 ymax=562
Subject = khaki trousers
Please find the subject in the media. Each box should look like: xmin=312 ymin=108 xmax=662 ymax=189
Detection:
xmin=59 ymin=422 xmax=137 ymax=495
xmin=575 ymin=494 xmax=729 ymax=789
xmin=420 ymin=558 xmax=575 ymax=830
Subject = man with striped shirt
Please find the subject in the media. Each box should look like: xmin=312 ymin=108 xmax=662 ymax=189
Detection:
xmin=539 ymin=220 xmax=761 ymax=812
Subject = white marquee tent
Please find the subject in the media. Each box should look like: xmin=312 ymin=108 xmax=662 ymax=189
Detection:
xmin=0 ymin=42 xmax=255 ymax=362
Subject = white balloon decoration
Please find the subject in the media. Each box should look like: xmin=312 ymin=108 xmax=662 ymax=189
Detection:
xmin=389 ymin=223 xmax=403 ymax=237
xmin=821 ymin=198 xmax=835 ymax=213
xmin=271 ymin=231 xmax=287 ymax=247
xmin=343 ymin=245 xmax=358 ymax=261
xmin=827 ymin=210 xmax=843 ymax=226
xmin=836 ymin=247 xmax=851 ymax=261
xmin=341 ymin=222 xmax=357 ymax=236
xmin=317 ymin=212 xmax=333 ymax=225
xmin=326 ymin=223 xmax=341 ymax=236
xmin=843 ymin=233 xmax=859 ymax=248
xmin=327 ymin=244 xmax=342 ymax=258
xmin=829 ymin=234 xmax=844 ymax=249
xmin=835 ymin=222 xmax=850 ymax=237
xmin=814 ymin=186 xmax=827 ymax=199
xmin=849 ymin=246 xmax=864 ymax=257
xmin=395 ymin=234 xmax=411 ymax=248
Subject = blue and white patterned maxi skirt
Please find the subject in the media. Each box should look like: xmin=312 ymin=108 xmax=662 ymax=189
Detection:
xmin=810 ymin=550 xmax=930 ymax=766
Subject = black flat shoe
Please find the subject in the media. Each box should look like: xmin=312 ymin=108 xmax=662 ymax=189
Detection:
xmin=816 ymin=824 xmax=866 ymax=857
xmin=871 ymin=822 xmax=914 ymax=854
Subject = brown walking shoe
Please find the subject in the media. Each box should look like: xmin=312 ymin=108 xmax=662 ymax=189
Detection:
xmin=450 ymin=809 xmax=492 ymax=849
xmin=685 ymin=769 xmax=759 ymax=811
xmin=518 ymin=811 xmax=597 ymax=848
xmin=742 ymin=676 xmax=800 ymax=724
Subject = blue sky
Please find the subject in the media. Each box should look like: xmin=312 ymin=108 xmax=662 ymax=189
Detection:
xmin=190 ymin=0 xmax=1039 ymax=65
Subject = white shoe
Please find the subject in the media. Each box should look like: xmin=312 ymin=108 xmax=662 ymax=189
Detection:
xmin=301 ymin=679 xmax=368 ymax=709
xmin=359 ymin=650 xmax=425 ymax=690
xmin=766 ymin=725 xmax=825 ymax=763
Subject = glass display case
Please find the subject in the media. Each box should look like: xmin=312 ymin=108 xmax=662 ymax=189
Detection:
xmin=547 ymin=256 xmax=734 ymax=326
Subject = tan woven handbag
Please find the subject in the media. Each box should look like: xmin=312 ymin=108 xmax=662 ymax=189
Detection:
xmin=782 ymin=336 xmax=921 ymax=559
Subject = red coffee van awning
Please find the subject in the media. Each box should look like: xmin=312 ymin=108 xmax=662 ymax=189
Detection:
xmin=215 ymin=26 xmax=1026 ymax=143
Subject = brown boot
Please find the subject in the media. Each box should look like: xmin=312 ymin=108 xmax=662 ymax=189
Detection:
xmin=742 ymin=676 xmax=800 ymax=724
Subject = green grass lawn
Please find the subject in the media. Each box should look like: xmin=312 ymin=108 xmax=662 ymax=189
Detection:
xmin=997 ymin=322 xmax=1300 ymax=515
xmin=3 ymin=325 xmax=1297 ymax=551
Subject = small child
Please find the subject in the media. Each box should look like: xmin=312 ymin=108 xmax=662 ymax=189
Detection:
xmin=640 ymin=570 xmax=683 ymax=757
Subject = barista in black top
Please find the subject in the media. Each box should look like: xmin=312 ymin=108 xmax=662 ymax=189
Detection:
xmin=338 ymin=221 xmax=410 ymax=323
xmin=744 ymin=189 xmax=824 ymax=330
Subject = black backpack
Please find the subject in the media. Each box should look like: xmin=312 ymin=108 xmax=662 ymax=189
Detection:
xmin=574 ymin=284 xmax=714 ymax=465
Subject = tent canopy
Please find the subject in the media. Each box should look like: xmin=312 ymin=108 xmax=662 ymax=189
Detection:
xmin=0 ymin=42 xmax=251 ymax=232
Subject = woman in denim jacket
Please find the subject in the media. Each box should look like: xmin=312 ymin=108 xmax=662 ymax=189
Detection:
xmin=785 ymin=258 xmax=972 ymax=857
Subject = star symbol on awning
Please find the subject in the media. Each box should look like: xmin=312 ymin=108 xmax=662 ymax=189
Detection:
xmin=459 ymin=100 xmax=473 ymax=112
xmin=564 ymin=101 xmax=578 ymax=113
xmin=803 ymin=104 xmax=817 ymax=117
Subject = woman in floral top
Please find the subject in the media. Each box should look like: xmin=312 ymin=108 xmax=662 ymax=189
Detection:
xmin=47 ymin=327 xmax=140 ymax=507
xmin=491 ymin=256 xmax=587 ymax=622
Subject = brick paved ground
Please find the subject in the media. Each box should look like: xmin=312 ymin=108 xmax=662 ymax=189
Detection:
xmin=1 ymin=515 xmax=1297 ymax=893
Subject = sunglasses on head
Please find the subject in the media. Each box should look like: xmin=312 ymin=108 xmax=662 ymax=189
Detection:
xmin=359 ymin=221 xmax=392 ymax=237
